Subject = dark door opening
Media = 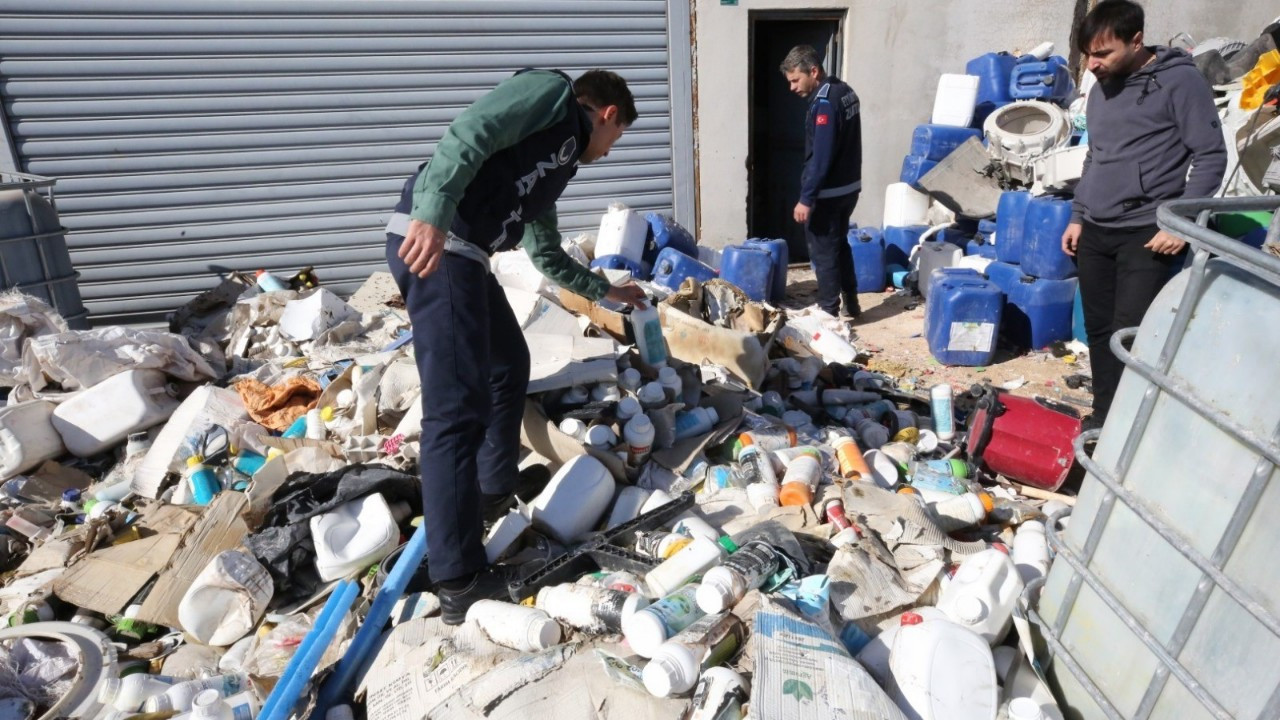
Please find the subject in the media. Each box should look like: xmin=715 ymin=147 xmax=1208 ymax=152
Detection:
xmin=748 ymin=14 xmax=843 ymax=263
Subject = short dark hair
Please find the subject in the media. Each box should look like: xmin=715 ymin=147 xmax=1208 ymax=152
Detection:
xmin=574 ymin=70 xmax=638 ymax=126
xmin=1077 ymin=0 xmax=1145 ymax=54
xmin=780 ymin=45 xmax=823 ymax=74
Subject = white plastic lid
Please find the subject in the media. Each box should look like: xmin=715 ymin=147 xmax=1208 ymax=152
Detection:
xmin=642 ymin=654 xmax=684 ymax=697
xmin=97 ymin=678 xmax=121 ymax=705
xmin=526 ymin=616 xmax=563 ymax=650
xmin=622 ymin=609 xmax=667 ymax=658
xmin=953 ymin=595 xmax=988 ymax=624
xmin=1008 ymin=697 xmax=1046 ymax=720
xmin=620 ymin=368 xmax=642 ymax=386
xmin=628 ymin=413 xmax=653 ymax=433
xmin=191 ymin=689 xmax=224 ymax=718
xmin=640 ymin=382 xmax=665 ymax=401
xmin=695 ymin=570 xmax=736 ymax=614
xmin=618 ymin=395 xmax=641 ymax=416
xmin=586 ymin=425 xmax=616 ymax=446
xmin=704 ymin=407 xmax=720 ymax=425
xmin=659 ymin=366 xmax=678 ymax=383
xmin=145 ymin=694 xmax=175 ymax=713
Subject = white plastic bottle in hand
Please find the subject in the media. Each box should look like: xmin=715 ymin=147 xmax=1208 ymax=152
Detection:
xmin=630 ymin=304 xmax=668 ymax=368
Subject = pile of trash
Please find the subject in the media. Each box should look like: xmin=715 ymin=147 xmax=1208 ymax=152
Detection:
xmin=0 ymin=188 xmax=1090 ymax=720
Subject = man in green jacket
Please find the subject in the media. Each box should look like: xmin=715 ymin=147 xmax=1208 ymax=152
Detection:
xmin=386 ymin=69 xmax=647 ymax=623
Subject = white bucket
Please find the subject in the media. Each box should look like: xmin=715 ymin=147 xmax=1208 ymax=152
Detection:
xmin=0 ymin=399 xmax=65 ymax=480
xmin=178 ymin=550 xmax=274 ymax=646
xmin=310 ymin=492 xmax=400 ymax=581
xmin=51 ymin=369 xmax=180 ymax=458
xmin=883 ymin=183 xmax=931 ymax=228
xmin=528 ymin=454 xmax=616 ymax=544
xmin=595 ymin=204 xmax=649 ymax=263
xmin=936 ymin=548 xmax=1024 ymax=644
xmin=931 ymin=73 xmax=981 ymax=127
xmin=888 ymin=614 xmax=998 ymax=720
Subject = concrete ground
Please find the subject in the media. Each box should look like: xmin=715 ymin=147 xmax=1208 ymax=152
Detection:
xmin=782 ymin=266 xmax=1095 ymax=413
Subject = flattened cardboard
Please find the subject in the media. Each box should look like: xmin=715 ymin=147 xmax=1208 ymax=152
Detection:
xmin=52 ymin=504 xmax=200 ymax=616
xmin=525 ymin=332 xmax=618 ymax=394
xmin=519 ymin=400 xmax=627 ymax=480
xmin=137 ymin=493 xmax=252 ymax=629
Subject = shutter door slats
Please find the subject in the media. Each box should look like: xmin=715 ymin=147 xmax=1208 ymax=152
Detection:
xmin=0 ymin=0 xmax=678 ymax=324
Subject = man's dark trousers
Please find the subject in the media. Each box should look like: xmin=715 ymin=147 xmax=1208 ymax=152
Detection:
xmin=385 ymin=236 xmax=529 ymax=583
xmin=806 ymin=191 xmax=860 ymax=317
xmin=1076 ymin=220 xmax=1180 ymax=421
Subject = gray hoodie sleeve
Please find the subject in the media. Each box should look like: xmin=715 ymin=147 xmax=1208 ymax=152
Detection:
xmin=1167 ymin=68 xmax=1227 ymax=200
xmin=1070 ymin=144 xmax=1092 ymax=225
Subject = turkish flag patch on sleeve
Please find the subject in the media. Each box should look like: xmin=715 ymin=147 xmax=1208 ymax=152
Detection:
xmin=816 ymin=114 xmax=830 ymax=126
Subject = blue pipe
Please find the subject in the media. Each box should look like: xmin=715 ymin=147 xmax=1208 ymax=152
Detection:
xmin=314 ymin=523 xmax=428 ymax=716
xmin=259 ymin=579 xmax=359 ymax=720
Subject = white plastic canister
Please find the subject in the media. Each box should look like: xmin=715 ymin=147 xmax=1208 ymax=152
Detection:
xmin=310 ymin=492 xmax=400 ymax=581
xmin=936 ymin=548 xmax=1024 ymax=645
xmin=931 ymin=73 xmax=981 ymax=127
xmin=528 ymin=454 xmax=616 ymax=544
xmin=0 ymin=399 xmax=65 ymax=479
xmin=887 ymin=613 xmax=998 ymax=720
xmin=52 ymin=369 xmax=179 ymax=457
xmin=883 ymin=183 xmax=931 ymax=228
xmin=595 ymin=204 xmax=649 ymax=263
xmin=177 ymin=551 xmax=273 ymax=646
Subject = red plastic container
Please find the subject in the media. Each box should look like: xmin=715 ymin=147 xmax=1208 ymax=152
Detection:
xmin=965 ymin=389 xmax=1080 ymax=491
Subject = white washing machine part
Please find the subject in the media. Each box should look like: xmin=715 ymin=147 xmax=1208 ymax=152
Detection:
xmin=983 ymin=100 xmax=1072 ymax=171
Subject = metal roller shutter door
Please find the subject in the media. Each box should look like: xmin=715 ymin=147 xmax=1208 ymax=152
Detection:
xmin=0 ymin=0 xmax=690 ymax=325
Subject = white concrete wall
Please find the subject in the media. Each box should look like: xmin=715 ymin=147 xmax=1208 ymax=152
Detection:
xmin=693 ymin=0 xmax=1278 ymax=244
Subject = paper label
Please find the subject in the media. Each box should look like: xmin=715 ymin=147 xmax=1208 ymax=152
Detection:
xmin=948 ymin=322 xmax=995 ymax=353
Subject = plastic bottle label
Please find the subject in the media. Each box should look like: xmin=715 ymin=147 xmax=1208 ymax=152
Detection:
xmin=719 ymin=541 xmax=781 ymax=588
xmin=642 ymin=320 xmax=668 ymax=365
xmin=645 ymin=588 xmax=701 ymax=635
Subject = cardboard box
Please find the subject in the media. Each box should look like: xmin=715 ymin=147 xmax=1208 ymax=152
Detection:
xmin=520 ymin=400 xmax=627 ymax=481
xmin=558 ymin=287 xmax=781 ymax=389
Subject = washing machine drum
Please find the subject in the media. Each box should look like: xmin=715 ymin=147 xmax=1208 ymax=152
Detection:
xmin=983 ymin=100 xmax=1071 ymax=167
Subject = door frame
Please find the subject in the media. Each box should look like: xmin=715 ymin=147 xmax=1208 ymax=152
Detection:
xmin=746 ymin=9 xmax=846 ymax=242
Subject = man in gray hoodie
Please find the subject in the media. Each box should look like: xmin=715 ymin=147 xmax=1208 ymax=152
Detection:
xmin=1061 ymin=0 xmax=1226 ymax=429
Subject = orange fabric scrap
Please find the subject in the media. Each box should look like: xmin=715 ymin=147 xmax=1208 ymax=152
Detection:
xmin=235 ymin=376 xmax=322 ymax=431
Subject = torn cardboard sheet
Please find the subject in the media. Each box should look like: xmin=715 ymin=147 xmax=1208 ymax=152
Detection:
xmin=3 ymin=461 xmax=93 ymax=504
xmin=52 ymin=504 xmax=200 ymax=616
xmin=169 ymin=275 xmax=254 ymax=343
xmin=133 ymin=385 xmax=249 ymax=499
xmin=520 ymin=400 xmax=626 ymax=480
xmin=138 ymin=493 xmax=251 ymax=629
xmin=526 ymin=333 xmax=618 ymax=394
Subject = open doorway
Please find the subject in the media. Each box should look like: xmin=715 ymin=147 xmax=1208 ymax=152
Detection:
xmin=748 ymin=12 xmax=844 ymax=262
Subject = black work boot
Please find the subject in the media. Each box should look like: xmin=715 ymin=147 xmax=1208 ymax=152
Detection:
xmin=842 ymin=293 xmax=862 ymax=320
xmin=437 ymin=567 xmax=513 ymax=625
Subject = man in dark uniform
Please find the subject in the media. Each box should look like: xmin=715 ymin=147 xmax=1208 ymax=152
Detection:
xmin=781 ymin=45 xmax=864 ymax=319
xmin=385 ymin=69 xmax=648 ymax=624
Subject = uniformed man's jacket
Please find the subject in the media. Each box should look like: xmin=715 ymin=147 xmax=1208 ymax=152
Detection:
xmin=800 ymin=77 xmax=863 ymax=206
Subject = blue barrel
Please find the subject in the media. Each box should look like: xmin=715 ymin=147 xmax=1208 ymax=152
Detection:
xmin=1021 ymin=196 xmax=1076 ymax=280
xmin=643 ymin=213 xmax=698 ymax=267
xmin=995 ymin=191 xmax=1032 ymax=265
xmin=925 ymin=273 xmax=1003 ymax=366
xmin=967 ymin=52 xmax=1018 ymax=107
xmin=745 ymin=238 xmax=789 ymax=303
xmin=847 ymin=227 xmax=887 ymax=293
xmin=1003 ymin=274 xmax=1079 ymax=349
xmin=1072 ymin=284 xmax=1087 ymax=343
xmin=652 ymin=247 xmax=717 ymax=292
xmin=1010 ymin=56 xmax=1075 ymax=103
xmin=900 ymin=154 xmax=938 ymax=189
xmin=909 ymin=125 xmax=983 ymax=162
xmin=590 ymin=254 xmax=648 ymax=279
xmin=884 ymin=225 xmax=929 ymax=266
xmin=719 ymin=245 xmax=774 ymax=301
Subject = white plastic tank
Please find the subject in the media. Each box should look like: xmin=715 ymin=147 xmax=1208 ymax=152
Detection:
xmin=883 ymin=183 xmax=932 ymax=228
xmin=931 ymin=74 xmax=981 ymax=127
xmin=887 ymin=613 xmax=998 ymax=720
xmin=177 ymin=551 xmax=273 ymax=646
xmin=528 ymin=454 xmax=616 ymax=544
xmin=0 ymin=399 xmax=65 ymax=479
xmin=916 ymin=240 xmax=965 ymax=300
xmin=937 ymin=548 xmax=1023 ymax=645
xmin=1040 ymin=250 xmax=1280 ymax=719
xmin=310 ymin=492 xmax=400 ymax=581
xmin=595 ymin=204 xmax=649 ymax=263
xmin=51 ymin=369 xmax=180 ymax=457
